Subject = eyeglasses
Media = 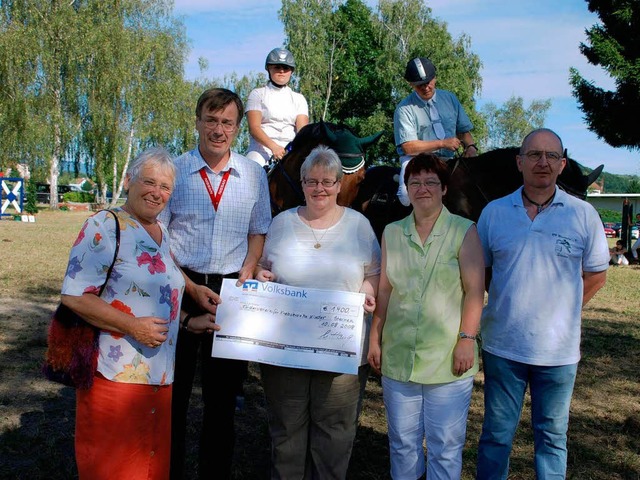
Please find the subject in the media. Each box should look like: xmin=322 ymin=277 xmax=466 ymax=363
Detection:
xmin=408 ymin=180 xmax=441 ymax=189
xmin=140 ymin=178 xmax=173 ymax=194
xmin=201 ymin=118 xmax=237 ymax=132
xmin=521 ymin=150 xmax=563 ymax=164
xmin=303 ymin=178 xmax=339 ymax=188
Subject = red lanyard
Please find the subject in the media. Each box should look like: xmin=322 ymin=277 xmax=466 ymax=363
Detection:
xmin=199 ymin=167 xmax=231 ymax=211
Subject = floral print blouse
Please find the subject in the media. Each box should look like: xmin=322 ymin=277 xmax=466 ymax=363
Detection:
xmin=61 ymin=209 xmax=185 ymax=385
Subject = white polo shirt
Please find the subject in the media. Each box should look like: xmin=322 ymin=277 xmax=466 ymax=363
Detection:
xmin=478 ymin=187 xmax=609 ymax=366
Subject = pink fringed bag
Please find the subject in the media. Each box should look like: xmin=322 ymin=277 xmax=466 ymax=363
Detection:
xmin=43 ymin=210 xmax=120 ymax=389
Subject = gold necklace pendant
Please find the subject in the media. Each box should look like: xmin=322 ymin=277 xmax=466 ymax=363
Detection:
xmin=302 ymin=206 xmax=339 ymax=249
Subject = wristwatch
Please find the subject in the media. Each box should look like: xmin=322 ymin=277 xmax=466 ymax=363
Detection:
xmin=182 ymin=313 xmax=193 ymax=332
xmin=459 ymin=332 xmax=477 ymax=340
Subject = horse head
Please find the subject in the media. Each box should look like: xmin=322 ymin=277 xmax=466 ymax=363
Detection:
xmin=268 ymin=121 xmax=384 ymax=214
xmin=319 ymin=121 xmax=384 ymax=206
xmin=558 ymin=149 xmax=604 ymax=199
xmin=319 ymin=122 xmax=384 ymax=172
xmin=446 ymin=147 xmax=604 ymax=221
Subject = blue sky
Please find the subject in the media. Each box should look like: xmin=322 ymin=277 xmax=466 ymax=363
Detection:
xmin=173 ymin=0 xmax=639 ymax=176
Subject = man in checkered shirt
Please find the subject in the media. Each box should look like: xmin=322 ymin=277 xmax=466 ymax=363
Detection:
xmin=159 ymin=88 xmax=271 ymax=480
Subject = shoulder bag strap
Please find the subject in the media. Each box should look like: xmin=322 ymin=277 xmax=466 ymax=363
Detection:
xmin=97 ymin=209 xmax=121 ymax=296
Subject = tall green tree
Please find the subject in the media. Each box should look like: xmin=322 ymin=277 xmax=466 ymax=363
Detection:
xmin=330 ymin=0 xmax=393 ymax=163
xmin=331 ymin=0 xmax=387 ymax=122
xmin=481 ymin=96 xmax=551 ymax=150
xmin=1 ymin=0 xmax=195 ymax=207
xmin=80 ymin=0 xmax=191 ymax=205
xmin=570 ymin=0 xmax=640 ymax=150
xmin=280 ymin=0 xmax=339 ymax=122
xmin=0 ymin=0 xmax=86 ymax=209
xmin=280 ymin=0 xmax=484 ymax=163
xmin=0 ymin=4 xmax=39 ymax=172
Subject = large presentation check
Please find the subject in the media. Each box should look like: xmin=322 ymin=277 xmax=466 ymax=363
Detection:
xmin=212 ymin=279 xmax=365 ymax=374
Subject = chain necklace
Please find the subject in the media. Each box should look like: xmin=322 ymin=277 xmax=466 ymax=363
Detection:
xmin=522 ymin=189 xmax=555 ymax=214
xmin=301 ymin=206 xmax=339 ymax=249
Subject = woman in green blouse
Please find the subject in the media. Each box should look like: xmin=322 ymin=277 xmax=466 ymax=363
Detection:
xmin=368 ymin=153 xmax=485 ymax=480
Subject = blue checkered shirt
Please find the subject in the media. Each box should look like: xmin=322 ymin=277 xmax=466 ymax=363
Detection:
xmin=159 ymin=148 xmax=272 ymax=274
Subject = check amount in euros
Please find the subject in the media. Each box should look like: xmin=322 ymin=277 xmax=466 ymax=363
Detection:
xmin=319 ymin=303 xmax=360 ymax=331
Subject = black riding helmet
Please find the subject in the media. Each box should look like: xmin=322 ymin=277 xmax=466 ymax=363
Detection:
xmin=404 ymin=57 xmax=436 ymax=85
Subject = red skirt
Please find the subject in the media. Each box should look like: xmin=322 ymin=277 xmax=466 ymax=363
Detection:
xmin=75 ymin=375 xmax=172 ymax=480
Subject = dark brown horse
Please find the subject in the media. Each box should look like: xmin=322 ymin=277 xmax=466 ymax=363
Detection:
xmin=351 ymin=148 xmax=604 ymax=239
xmin=268 ymin=122 xmax=383 ymax=215
xmin=268 ymin=123 xmax=604 ymax=240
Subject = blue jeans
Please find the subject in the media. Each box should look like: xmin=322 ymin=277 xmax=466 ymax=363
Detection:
xmin=477 ymin=351 xmax=578 ymax=480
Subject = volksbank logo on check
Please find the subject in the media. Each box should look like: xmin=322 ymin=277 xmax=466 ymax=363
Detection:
xmin=242 ymin=281 xmax=308 ymax=298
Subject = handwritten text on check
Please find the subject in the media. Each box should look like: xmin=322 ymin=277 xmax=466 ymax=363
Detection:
xmin=212 ymin=279 xmax=365 ymax=374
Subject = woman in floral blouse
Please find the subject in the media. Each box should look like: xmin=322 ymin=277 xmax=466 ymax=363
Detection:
xmin=61 ymin=147 xmax=219 ymax=480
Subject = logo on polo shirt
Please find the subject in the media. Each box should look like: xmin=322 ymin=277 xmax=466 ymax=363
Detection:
xmin=554 ymin=238 xmax=572 ymax=256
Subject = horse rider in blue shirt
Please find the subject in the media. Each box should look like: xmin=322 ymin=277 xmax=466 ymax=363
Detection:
xmin=394 ymin=57 xmax=478 ymax=206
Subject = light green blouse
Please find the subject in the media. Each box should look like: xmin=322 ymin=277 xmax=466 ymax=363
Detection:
xmin=381 ymin=206 xmax=479 ymax=384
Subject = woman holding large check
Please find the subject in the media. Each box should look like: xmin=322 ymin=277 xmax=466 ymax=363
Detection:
xmin=367 ymin=153 xmax=485 ymax=480
xmin=256 ymin=145 xmax=381 ymax=479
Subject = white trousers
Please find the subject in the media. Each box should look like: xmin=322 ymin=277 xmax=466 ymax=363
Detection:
xmin=396 ymin=155 xmax=412 ymax=207
xmin=382 ymin=375 xmax=474 ymax=480
xmin=245 ymin=148 xmax=270 ymax=167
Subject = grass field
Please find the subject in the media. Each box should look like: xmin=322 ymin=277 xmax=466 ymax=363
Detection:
xmin=0 ymin=210 xmax=639 ymax=479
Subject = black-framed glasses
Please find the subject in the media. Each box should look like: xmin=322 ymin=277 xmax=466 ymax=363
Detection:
xmin=522 ymin=150 xmax=563 ymax=164
xmin=303 ymin=178 xmax=339 ymax=188
xmin=408 ymin=180 xmax=441 ymax=189
xmin=201 ymin=118 xmax=237 ymax=132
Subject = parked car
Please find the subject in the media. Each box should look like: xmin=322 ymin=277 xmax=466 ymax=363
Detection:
xmin=36 ymin=183 xmax=72 ymax=203
xmin=612 ymin=223 xmax=622 ymax=237
xmin=603 ymin=222 xmax=620 ymax=238
xmin=603 ymin=223 xmax=616 ymax=238
xmin=632 ymin=225 xmax=639 ymax=240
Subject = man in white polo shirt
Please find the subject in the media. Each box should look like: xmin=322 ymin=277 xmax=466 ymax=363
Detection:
xmin=476 ymin=128 xmax=609 ymax=479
